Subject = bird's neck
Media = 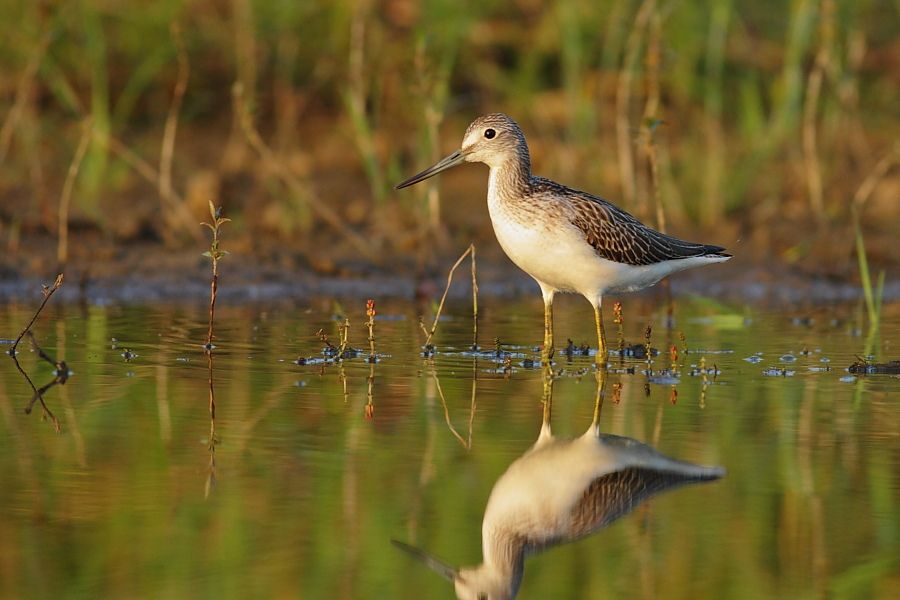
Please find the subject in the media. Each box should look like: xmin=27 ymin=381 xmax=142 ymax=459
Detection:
xmin=481 ymin=526 xmax=526 ymax=592
xmin=487 ymin=150 xmax=532 ymax=204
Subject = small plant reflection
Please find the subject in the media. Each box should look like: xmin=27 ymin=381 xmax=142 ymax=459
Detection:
xmin=419 ymin=243 xmax=479 ymax=356
xmin=429 ymin=359 xmax=477 ymax=450
xmin=394 ymin=367 xmax=725 ymax=600
xmin=6 ymin=275 xmax=68 ymax=432
xmin=11 ymin=332 xmax=70 ymax=432
xmin=204 ymin=349 xmax=217 ymax=499
xmin=8 ymin=274 xmax=64 ymax=357
xmin=202 ymin=201 xmax=228 ymax=499
xmin=297 ymin=299 xmax=390 ymax=421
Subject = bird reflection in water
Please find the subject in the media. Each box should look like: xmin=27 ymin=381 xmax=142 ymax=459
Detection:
xmin=394 ymin=370 xmax=725 ymax=600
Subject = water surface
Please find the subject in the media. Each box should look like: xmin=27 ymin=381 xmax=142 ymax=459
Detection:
xmin=1 ymin=297 xmax=898 ymax=599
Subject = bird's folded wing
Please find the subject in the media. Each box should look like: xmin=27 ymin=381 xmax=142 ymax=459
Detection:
xmin=560 ymin=188 xmax=729 ymax=265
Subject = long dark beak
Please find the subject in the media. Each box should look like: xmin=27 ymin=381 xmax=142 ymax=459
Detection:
xmin=395 ymin=150 xmax=466 ymax=189
xmin=391 ymin=539 xmax=458 ymax=582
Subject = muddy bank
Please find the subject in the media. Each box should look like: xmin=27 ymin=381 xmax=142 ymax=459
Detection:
xmin=1 ymin=237 xmax=896 ymax=306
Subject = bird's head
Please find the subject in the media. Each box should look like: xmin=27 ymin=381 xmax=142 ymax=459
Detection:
xmin=391 ymin=540 xmax=517 ymax=600
xmin=395 ymin=113 xmax=529 ymax=189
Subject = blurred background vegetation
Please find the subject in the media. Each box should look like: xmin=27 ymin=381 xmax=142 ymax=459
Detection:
xmin=0 ymin=0 xmax=898 ymax=277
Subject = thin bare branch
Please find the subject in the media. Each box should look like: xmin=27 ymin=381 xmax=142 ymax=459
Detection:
xmin=470 ymin=244 xmax=479 ymax=350
xmin=423 ymin=244 xmax=475 ymax=349
xmin=10 ymin=274 xmax=64 ymax=355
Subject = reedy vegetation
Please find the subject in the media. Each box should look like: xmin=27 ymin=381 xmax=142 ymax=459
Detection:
xmin=0 ymin=1 xmax=897 ymax=271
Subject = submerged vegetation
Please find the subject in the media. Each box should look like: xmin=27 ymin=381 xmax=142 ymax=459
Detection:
xmin=0 ymin=0 xmax=898 ymax=278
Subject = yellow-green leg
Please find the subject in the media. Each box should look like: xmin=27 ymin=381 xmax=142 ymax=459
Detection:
xmin=542 ymin=295 xmax=554 ymax=366
xmin=594 ymin=303 xmax=608 ymax=366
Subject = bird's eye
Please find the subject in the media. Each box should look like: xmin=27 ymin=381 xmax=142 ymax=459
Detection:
xmin=484 ymin=128 xmax=496 ymax=139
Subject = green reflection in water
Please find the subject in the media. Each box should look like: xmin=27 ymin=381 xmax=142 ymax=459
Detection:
xmin=0 ymin=298 xmax=898 ymax=599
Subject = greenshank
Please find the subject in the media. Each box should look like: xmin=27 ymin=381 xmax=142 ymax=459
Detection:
xmin=392 ymin=375 xmax=725 ymax=599
xmin=396 ymin=113 xmax=731 ymax=364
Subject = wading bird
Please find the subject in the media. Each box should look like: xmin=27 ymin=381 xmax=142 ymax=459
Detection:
xmin=396 ymin=113 xmax=731 ymax=364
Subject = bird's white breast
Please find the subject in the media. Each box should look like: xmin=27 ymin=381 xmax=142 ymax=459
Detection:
xmin=487 ymin=173 xmax=599 ymax=296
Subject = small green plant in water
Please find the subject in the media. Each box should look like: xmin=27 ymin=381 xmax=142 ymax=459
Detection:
xmin=202 ymin=201 xmax=230 ymax=351
xmin=200 ymin=201 xmax=228 ymax=456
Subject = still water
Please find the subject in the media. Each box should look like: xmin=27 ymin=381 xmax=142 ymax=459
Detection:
xmin=1 ymin=296 xmax=897 ymax=599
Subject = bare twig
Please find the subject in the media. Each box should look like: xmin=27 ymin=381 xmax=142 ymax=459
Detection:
xmin=422 ymin=244 xmax=476 ymax=350
xmin=338 ymin=317 xmax=351 ymax=357
xmin=470 ymin=244 xmax=479 ymax=350
xmin=58 ymin=120 xmax=93 ymax=269
xmin=232 ymin=83 xmax=376 ymax=257
xmin=10 ymin=274 xmax=64 ymax=355
xmin=159 ymin=22 xmax=191 ymax=239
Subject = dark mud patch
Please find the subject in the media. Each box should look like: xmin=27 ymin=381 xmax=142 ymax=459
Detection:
xmin=1 ymin=238 xmax=898 ymax=306
xmin=848 ymin=360 xmax=900 ymax=375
